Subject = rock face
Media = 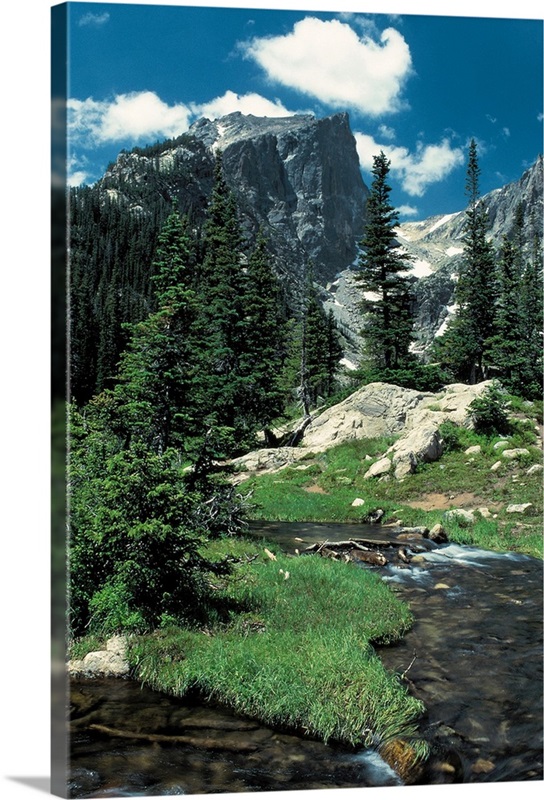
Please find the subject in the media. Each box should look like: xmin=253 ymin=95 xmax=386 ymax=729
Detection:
xmin=232 ymin=380 xmax=493 ymax=480
xmin=319 ymin=156 xmax=543 ymax=357
xmin=104 ymin=111 xmax=369 ymax=285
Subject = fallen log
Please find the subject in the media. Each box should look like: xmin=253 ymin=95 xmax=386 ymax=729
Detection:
xmin=89 ymin=723 xmax=258 ymax=752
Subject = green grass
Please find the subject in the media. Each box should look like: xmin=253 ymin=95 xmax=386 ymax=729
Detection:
xmin=241 ymin=424 xmax=543 ymax=559
xmin=127 ymin=536 xmax=427 ymax=760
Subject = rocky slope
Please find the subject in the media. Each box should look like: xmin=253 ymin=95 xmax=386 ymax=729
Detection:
xmin=322 ymin=155 xmax=543 ymax=356
xmin=231 ymin=380 xmax=493 ymax=481
xmin=102 ymin=111 xmax=369 ymax=286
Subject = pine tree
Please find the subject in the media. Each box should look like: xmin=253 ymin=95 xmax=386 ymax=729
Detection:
xmin=437 ymin=140 xmax=497 ymax=383
xmin=111 ymin=205 xmax=199 ymax=453
xmin=240 ymin=231 xmax=287 ymax=440
xmin=295 ymin=265 xmax=343 ymax=413
xmin=356 ymin=151 xmax=414 ymax=371
xmin=197 ymin=151 xmax=249 ymax=442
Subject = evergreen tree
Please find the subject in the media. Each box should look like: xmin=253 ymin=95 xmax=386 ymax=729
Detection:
xmin=295 ymin=265 xmax=343 ymax=414
xmin=240 ymin=231 xmax=287 ymax=440
xmin=436 ymin=140 xmax=497 ymax=382
xmin=110 ymin=205 xmax=200 ymax=453
xmin=356 ymin=151 xmax=414 ymax=371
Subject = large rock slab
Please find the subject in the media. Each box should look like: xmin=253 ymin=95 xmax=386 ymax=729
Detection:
xmin=232 ymin=381 xmax=494 ymax=480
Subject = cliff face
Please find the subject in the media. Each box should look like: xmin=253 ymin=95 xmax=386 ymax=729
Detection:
xmin=103 ymin=111 xmax=369 ymax=285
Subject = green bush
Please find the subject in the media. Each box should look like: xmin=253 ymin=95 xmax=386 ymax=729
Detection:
xmin=467 ymin=382 xmax=512 ymax=436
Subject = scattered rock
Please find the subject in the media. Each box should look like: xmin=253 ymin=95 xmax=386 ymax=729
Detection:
xmin=464 ymin=445 xmax=481 ymax=455
xmin=434 ymin=583 xmax=450 ymax=590
xmin=348 ymin=549 xmax=388 ymax=566
xmin=68 ymin=636 xmax=130 ymax=678
xmin=471 ymin=758 xmax=495 ymax=774
xmin=501 ymin=448 xmax=530 ymax=460
xmin=490 ymin=461 xmax=502 ymax=472
xmin=351 ymin=497 xmax=365 ymax=507
xmin=526 ymin=463 xmax=543 ymax=475
xmin=506 ymin=503 xmax=534 ymax=514
xmin=477 ymin=507 xmax=493 ymax=519
xmin=428 ymin=523 xmax=448 ymax=543
xmin=363 ymin=456 xmax=392 ymax=479
xmin=444 ymin=508 xmax=475 ymax=524
xmin=493 ymin=440 xmax=509 ymax=450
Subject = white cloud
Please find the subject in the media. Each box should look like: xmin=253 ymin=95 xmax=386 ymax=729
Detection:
xmin=378 ymin=124 xmax=396 ymax=141
xmin=397 ymin=204 xmax=419 ymax=217
xmin=244 ymin=17 xmax=413 ymax=116
xmin=502 ymin=127 xmax=511 ymax=138
xmin=79 ymin=12 xmax=110 ymax=27
xmin=191 ymin=91 xmax=297 ymax=120
xmin=355 ymin=132 xmax=464 ymax=196
xmin=68 ymin=91 xmax=192 ymax=145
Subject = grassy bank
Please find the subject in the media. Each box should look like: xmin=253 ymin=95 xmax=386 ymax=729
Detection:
xmin=240 ymin=415 xmax=543 ymax=559
xmin=120 ymin=536 xmax=427 ymax=761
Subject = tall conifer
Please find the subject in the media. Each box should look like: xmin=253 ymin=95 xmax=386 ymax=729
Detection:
xmin=356 ymin=151 xmax=414 ymax=371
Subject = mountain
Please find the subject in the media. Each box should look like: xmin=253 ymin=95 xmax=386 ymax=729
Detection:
xmin=323 ymin=155 xmax=543 ymax=359
xmin=101 ymin=111 xmax=369 ymax=286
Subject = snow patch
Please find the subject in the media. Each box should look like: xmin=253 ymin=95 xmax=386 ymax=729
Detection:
xmin=445 ymin=246 xmax=463 ymax=257
xmin=340 ymin=357 xmax=357 ymax=371
xmin=427 ymin=213 xmax=458 ymax=235
xmin=394 ymin=227 xmax=411 ymax=241
xmin=363 ymin=291 xmax=381 ymax=302
xmin=410 ymin=259 xmax=433 ymax=278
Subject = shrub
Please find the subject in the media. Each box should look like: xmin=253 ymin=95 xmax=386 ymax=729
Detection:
xmin=467 ymin=382 xmax=512 ymax=436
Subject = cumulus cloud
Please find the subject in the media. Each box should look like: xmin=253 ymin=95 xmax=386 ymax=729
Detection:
xmin=79 ymin=12 xmax=110 ymax=27
xmin=355 ymin=132 xmax=464 ymax=196
xmin=191 ymin=91 xmax=297 ymax=120
xmin=243 ymin=17 xmax=412 ymax=116
xmin=68 ymin=91 xmax=192 ymax=145
xmin=397 ymin=205 xmax=419 ymax=218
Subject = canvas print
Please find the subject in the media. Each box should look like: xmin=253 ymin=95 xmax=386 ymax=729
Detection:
xmin=52 ymin=1 xmax=543 ymax=797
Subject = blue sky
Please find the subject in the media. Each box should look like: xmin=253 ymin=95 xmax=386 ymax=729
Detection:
xmin=61 ymin=1 xmax=543 ymax=220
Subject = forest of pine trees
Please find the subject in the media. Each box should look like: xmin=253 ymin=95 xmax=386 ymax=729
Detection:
xmin=433 ymin=140 xmax=543 ymax=399
xmin=68 ymin=152 xmax=344 ymax=636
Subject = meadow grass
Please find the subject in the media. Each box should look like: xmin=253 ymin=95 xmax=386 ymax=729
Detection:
xmin=128 ymin=536 xmax=427 ymax=758
xmin=242 ymin=424 xmax=542 ymax=558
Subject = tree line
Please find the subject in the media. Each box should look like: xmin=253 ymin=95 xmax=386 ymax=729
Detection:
xmin=69 ymin=152 xmax=343 ymax=636
xmin=356 ymin=142 xmax=543 ymax=400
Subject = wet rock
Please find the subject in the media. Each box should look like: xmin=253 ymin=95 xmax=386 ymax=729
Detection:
xmin=397 ymin=532 xmax=425 ymax=542
xmin=379 ymin=739 xmax=425 ymax=785
xmin=428 ymin=523 xmax=448 ymax=543
xmin=349 ymin=549 xmax=388 ymax=566
xmin=68 ymin=767 xmax=102 ymax=796
xmin=472 ymin=757 xmax=495 ymax=774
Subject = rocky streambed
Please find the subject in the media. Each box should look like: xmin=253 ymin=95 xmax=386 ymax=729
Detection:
xmin=68 ymin=521 xmax=543 ymax=796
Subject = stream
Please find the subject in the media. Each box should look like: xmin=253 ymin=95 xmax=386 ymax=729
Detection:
xmin=69 ymin=521 xmax=543 ymax=796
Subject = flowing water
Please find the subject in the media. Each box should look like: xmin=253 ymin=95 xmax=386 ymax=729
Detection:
xmin=69 ymin=521 xmax=543 ymax=796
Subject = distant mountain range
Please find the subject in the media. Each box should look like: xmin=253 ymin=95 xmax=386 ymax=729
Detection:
xmin=72 ymin=112 xmax=542 ymax=381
